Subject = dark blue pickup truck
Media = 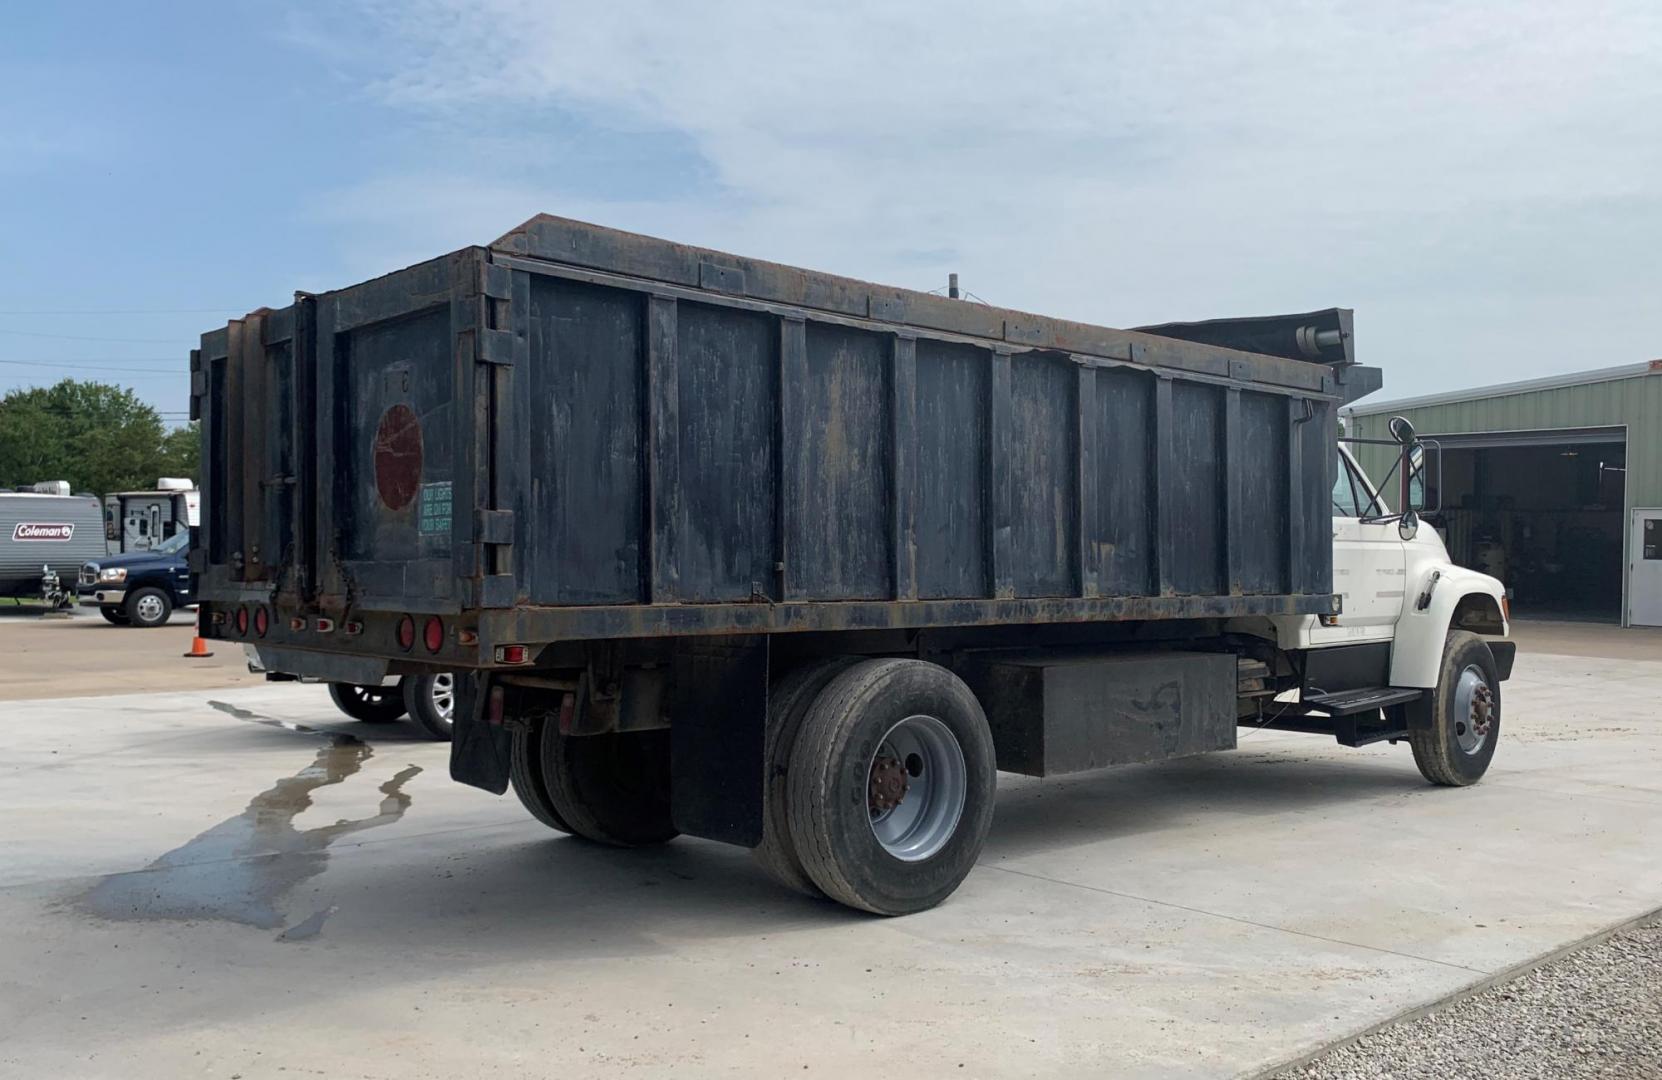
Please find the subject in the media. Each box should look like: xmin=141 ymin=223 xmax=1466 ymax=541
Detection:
xmin=77 ymin=529 xmax=193 ymax=627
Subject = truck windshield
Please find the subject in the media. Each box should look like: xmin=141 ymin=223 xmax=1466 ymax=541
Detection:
xmin=155 ymin=531 xmax=190 ymax=555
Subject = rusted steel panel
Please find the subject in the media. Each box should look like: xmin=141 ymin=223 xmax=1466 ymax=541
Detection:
xmin=197 ymin=215 xmax=1350 ymax=656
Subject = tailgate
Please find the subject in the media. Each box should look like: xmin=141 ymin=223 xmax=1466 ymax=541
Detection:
xmin=194 ymin=248 xmax=510 ymax=618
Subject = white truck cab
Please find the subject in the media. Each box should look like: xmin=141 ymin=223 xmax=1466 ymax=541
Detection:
xmin=1251 ymin=421 xmax=1513 ymax=787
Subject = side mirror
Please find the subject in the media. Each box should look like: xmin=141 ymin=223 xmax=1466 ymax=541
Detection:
xmin=1388 ymin=415 xmax=1416 ymax=445
xmin=1405 ymin=445 xmax=1426 ymax=511
xmin=1398 ymin=509 xmax=1420 ymax=541
xmin=1405 ymin=440 xmax=1443 ymax=516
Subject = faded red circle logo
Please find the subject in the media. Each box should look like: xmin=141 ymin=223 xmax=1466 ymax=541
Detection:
xmin=372 ymin=404 xmax=423 ymax=511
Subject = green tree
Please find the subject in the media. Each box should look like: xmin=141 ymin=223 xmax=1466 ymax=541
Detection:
xmin=0 ymin=380 xmax=194 ymax=496
xmin=157 ymin=421 xmax=201 ymax=480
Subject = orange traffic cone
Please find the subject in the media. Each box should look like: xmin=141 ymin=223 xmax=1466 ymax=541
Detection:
xmin=184 ymin=609 xmax=215 ymax=659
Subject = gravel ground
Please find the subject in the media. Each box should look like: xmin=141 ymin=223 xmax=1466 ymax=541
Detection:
xmin=1277 ymin=916 xmax=1662 ymax=1080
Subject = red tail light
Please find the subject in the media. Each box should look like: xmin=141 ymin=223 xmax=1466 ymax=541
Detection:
xmin=253 ymin=606 xmax=268 ymax=637
xmin=396 ymin=614 xmax=415 ymax=651
xmin=423 ymin=615 xmax=444 ymax=654
xmin=495 ymin=644 xmax=529 ymax=665
xmin=235 ymin=606 xmax=249 ymax=636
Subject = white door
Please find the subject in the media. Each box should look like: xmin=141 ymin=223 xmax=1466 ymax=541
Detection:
xmin=1314 ymin=447 xmax=1406 ymax=646
xmin=1631 ymin=509 xmax=1662 ymax=627
xmin=123 ymin=505 xmax=149 ymax=551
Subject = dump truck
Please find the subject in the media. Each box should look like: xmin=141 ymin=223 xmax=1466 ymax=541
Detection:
xmin=194 ymin=215 xmax=1513 ymax=914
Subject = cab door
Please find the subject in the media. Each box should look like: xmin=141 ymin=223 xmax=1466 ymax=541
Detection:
xmin=1314 ymin=447 xmax=1405 ymax=645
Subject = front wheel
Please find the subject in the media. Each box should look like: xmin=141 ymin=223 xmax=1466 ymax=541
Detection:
xmin=786 ymin=659 xmax=997 ymax=915
xmin=327 ymin=683 xmax=408 ymax=724
xmin=402 ymin=673 xmax=455 ymax=741
xmin=98 ymin=606 xmax=130 ymax=625
xmin=124 ymin=587 xmax=172 ymax=628
xmin=1409 ymin=630 xmax=1501 ymax=786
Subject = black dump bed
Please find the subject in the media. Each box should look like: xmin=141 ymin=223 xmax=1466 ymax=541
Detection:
xmin=194 ymin=215 xmax=1373 ymax=668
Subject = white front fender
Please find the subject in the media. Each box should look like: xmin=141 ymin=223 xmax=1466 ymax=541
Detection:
xmin=1388 ymin=563 xmax=1508 ymax=688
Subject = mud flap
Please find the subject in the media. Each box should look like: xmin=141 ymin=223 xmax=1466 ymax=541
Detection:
xmin=671 ymin=636 xmax=768 ymax=847
xmin=450 ymin=672 xmax=513 ymax=794
xmin=1487 ymin=640 xmax=1516 ymax=681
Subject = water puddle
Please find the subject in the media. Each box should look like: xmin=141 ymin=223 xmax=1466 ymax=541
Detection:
xmin=207 ymin=698 xmax=321 ymax=735
xmin=77 ymin=736 xmax=419 ymax=934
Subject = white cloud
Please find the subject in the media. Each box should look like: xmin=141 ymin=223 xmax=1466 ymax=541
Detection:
xmin=314 ymin=0 xmax=1662 ymax=394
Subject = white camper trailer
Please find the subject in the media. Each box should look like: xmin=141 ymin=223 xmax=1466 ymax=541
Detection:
xmin=0 ymin=484 xmax=106 ymax=604
xmin=103 ymin=478 xmax=200 ymax=554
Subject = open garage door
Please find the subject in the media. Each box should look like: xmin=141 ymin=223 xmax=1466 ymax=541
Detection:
xmin=1422 ymin=426 xmax=1627 ymax=622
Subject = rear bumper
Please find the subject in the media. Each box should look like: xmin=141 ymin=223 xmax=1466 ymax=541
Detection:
xmin=1488 ymin=639 xmax=1516 ymax=681
xmin=246 ymin=643 xmax=397 ymax=686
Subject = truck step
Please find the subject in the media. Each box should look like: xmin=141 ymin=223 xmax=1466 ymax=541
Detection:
xmin=1302 ymin=686 xmax=1424 ymax=716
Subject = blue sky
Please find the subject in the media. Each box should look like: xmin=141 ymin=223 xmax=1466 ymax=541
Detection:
xmin=3 ymin=2 xmax=1658 ymax=422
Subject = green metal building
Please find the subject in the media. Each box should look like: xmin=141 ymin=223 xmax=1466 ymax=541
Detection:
xmin=1345 ymin=361 xmax=1662 ymax=627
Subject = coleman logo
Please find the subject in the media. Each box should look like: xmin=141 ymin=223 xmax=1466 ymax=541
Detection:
xmin=13 ymin=522 xmax=75 ymax=542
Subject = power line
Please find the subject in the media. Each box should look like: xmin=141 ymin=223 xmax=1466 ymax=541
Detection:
xmin=0 ymin=359 xmax=185 ymax=375
xmin=0 ymin=307 xmax=236 ymax=315
xmin=0 ymin=356 xmax=179 ymax=365
xmin=0 ymin=327 xmax=184 ymax=344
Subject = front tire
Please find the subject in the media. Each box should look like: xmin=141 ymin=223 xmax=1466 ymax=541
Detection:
xmin=786 ymin=659 xmax=997 ymax=915
xmin=98 ymin=606 xmax=130 ymax=625
xmin=1409 ymin=630 xmax=1501 ymax=786
xmin=402 ymin=673 xmax=455 ymax=741
xmin=124 ymin=587 xmax=172 ymax=628
xmin=327 ymin=683 xmax=408 ymax=724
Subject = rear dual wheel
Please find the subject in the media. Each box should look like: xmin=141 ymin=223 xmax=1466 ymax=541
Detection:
xmin=509 ymin=708 xmax=677 ymax=847
xmin=752 ymin=657 xmax=861 ymax=896
xmin=763 ymin=659 xmax=997 ymax=915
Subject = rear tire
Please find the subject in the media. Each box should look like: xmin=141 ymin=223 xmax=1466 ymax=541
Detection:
xmin=786 ymin=659 xmax=996 ymax=915
xmin=327 ymin=683 xmax=408 ymax=724
xmin=540 ymin=727 xmax=678 ymax=848
xmin=402 ymin=673 xmax=455 ymax=741
xmin=124 ymin=587 xmax=172 ymax=628
xmin=509 ymin=709 xmax=574 ymax=835
xmin=752 ymin=657 xmax=861 ymax=897
xmin=1409 ymin=630 xmax=1501 ymax=786
xmin=98 ymin=606 xmax=129 ymax=625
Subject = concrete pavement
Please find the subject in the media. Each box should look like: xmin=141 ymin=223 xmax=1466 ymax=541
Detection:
xmin=1 ymin=626 xmax=1660 ymax=1078
xmin=0 ymin=606 xmax=261 ymax=700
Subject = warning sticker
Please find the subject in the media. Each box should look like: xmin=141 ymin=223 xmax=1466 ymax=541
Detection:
xmin=419 ymin=481 xmax=452 ymax=536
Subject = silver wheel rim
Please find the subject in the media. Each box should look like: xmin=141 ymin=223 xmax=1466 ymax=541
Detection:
xmin=1452 ymin=664 xmax=1494 ymax=755
xmin=135 ymin=594 xmax=165 ymax=622
xmin=867 ymin=714 xmax=966 ymax=862
xmin=431 ymin=673 xmax=454 ymax=723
